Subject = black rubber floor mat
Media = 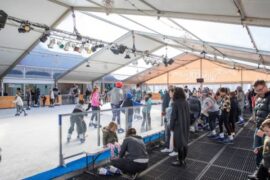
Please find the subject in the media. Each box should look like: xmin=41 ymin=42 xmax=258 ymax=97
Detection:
xmin=187 ymin=142 xmax=223 ymax=162
xmin=144 ymin=158 xmax=207 ymax=180
xmin=200 ymin=166 xmax=225 ymax=180
xmin=213 ymin=147 xmax=256 ymax=173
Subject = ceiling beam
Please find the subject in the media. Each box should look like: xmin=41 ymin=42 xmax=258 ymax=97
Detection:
xmin=73 ymin=6 xmax=270 ymax=28
xmin=0 ymin=8 xmax=71 ymax=79
xmin=55 ymin=31 xmax=132 ymax=81
xmin=91 ymin=44 xmax=164 ymax=82
xmin=168 ymin=18 xmax=225 ymax=57
xmin=232 ymin=0 xmax=266 ymax=66
xmin=134 ymin=30 xmax=270 ymax=58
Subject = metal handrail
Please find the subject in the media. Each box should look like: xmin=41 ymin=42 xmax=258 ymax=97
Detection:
xmin=58 ymin=103 xmax=163 ymax=167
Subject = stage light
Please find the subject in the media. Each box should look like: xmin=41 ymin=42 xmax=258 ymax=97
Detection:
xmin=0 ymin=10 xmax=8 ymax=30
xmin=47 ymin=38 xmax=56 ymax=48
xmin=110 ymin=45 xmax=120 ymax=55
xmin=98 ymin=44 xmax=104 ymax=48
xmin=91 ymin=45 xmax=97 ymax=52
xmin=163 ymin=57 xmax=168 ymax=67
xmin=57 ymin=41 xmax=64 ymax=49
xmin=40 ymin=33 xmax=49 ymax=43
xmin=18 ymin=22 xmax=31 ymax=33
xmin=167 ymin=58 xmax=174 ymax=65
xmin=118 ymin=45 xmax=127 ymax=54
xmin=74 ymin=46 xmax=80 ymax=53
xmin=64 ymin=42 xmax=71 ymax=51
xmin=124 ymin=51 xmax=131 ymax=59
xmin=84 ymin=47 xmax=92 ymax=54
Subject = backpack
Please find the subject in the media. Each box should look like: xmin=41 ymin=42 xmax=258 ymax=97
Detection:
xmin=188 ymin=96 xmax=201 ymax=113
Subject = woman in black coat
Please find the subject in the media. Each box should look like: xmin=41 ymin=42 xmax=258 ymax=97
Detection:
xmin=170 ymin=87 xmax=190 ymax=167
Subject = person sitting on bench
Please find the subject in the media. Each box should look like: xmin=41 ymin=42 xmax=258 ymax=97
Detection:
xmin=111 ymin=128 xmax=149 ymax=176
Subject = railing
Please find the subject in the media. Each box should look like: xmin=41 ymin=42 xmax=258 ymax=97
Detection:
xmin=58 ymin=103 xmax=163 ymax=166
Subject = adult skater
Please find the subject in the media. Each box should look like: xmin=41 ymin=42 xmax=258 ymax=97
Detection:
xmin=108 ymin=82 xmax=124 ymax=133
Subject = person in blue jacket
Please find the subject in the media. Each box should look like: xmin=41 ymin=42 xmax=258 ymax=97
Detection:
xmin=122 ymin=92 xmax=141 ymax=129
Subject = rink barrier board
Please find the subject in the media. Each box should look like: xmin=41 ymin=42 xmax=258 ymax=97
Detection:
xmin=23 ymin=130 xmax=165 ymax=180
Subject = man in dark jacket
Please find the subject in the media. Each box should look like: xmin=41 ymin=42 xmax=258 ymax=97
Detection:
xmin=111 ymin=128 xmax=148 ymax=176
xmin=121 ymin=93 xmax=141 ymax=129
xmin=249 ymin=80 xmax=270 ymax=179
xmin=170 ymin=87 xmax=190 ymax=167
xmin=162 ymin=85 xmax=174 ymax=149
xmin=187 ymin=93 xmax=201 ymax=128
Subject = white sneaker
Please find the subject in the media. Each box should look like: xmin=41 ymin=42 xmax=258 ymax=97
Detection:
xmin=169 ymin=151 xmax=178 ymax=157
xmin=161 ymin=148 xmax=173 ymax=153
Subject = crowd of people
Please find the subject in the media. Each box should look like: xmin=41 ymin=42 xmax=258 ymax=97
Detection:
xmin=12 ymin=86 xmax=61 ymax=116
xmin=12 ymin=79 xmax=269 ymax=178
xmin=66 ymin=80 xmax=270 ymax=178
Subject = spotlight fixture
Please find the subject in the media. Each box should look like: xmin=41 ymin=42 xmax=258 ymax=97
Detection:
xmin=84 ymin=47 xmax=92 ymax=54
xmin=110 ymin=45 xmax=120 ymax=55
xmin=0 ymin=10 xmax=8 ymax=29
xmin=98 ymin=44 xmax=104 ymax=48
xmin=167 ymin=58 xmax=174 ymax=65
xmin=74 ymin=46 xmax=81 ymax=53
xmin=118 ymin=45 xmax=127 ymax=54
xmin=64 ymin=42 xmax=71 ymax=51
xmin=91 ymin=45 xmax=97 ymax=52
xmin=76 ymin=33 xmax=82 ymax=41
xmin=40 ymin=32 xmax=49 ymax=43
xmin=200 ymin=50 xmax=207 ymax=55
xmin=47 ymin=38 xmax=56 ymax=48
xmin=18 ymin=22 xmax=31 ymax=33
xmin=124 ymin=52 xmax=131 ymax=59
xmin=124 ymin=54 xmax=131 ymax=59
xmin=57 ymin=41 xmax=64 ymax=49
xmin=163 ymin=57 xmax=168 ymax=67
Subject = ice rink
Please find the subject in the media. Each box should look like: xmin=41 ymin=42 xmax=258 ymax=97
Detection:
xmin=0 ymin=103 xmax=163 ymax=180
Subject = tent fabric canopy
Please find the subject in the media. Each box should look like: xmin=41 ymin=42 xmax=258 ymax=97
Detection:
xmin=1 ymin=0 xmax=270 ymax=84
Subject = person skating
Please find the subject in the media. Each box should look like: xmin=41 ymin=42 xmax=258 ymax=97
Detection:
xmin=13 ymin=93 xmax=27 ymax=116
xmin=67 ymin=100 xmax=87 ymax=143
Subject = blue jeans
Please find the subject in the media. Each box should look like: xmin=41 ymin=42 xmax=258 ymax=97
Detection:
xmin=253 ymin=128 xmax=264 ymax=166
xmin=111 ymin=104 xmax=121 ymax=125
xmin=127 ymin=114 xmax=133 ymax=129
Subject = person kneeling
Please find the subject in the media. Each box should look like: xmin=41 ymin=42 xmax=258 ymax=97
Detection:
xmin=111 ymin=128 xmax=149 ymax=177
xmin=102 ymin=122 xmax=121 ymax=159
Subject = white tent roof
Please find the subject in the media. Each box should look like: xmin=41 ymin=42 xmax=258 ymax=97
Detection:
xmin=0 ymin=0 xmax=68 ymax=78
xmin=1 ymin=0 xmax=270 ymax=84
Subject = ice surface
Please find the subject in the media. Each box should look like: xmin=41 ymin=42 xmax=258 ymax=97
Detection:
xmin=0 ymin=103 xmax=163 ymax=180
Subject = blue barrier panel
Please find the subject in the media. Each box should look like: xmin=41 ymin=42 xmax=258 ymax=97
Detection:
xmin=24 ymin=131 xmax=164 ymax=180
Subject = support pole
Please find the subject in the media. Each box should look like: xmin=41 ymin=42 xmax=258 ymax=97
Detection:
xmin=1 ymin=79 xmax=3 ymax=96
xmin=167 ymin=72 xmax=169 ymax=87
xmin=200 ymin=58 xmax=203 ymax=90
xmin=59 ymin=115 xmax=64 ymax=166
xmin=97 ymin=110 xmax=101 ymax=146
xmin=241 ymin=69 xmax=243 ymax=88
